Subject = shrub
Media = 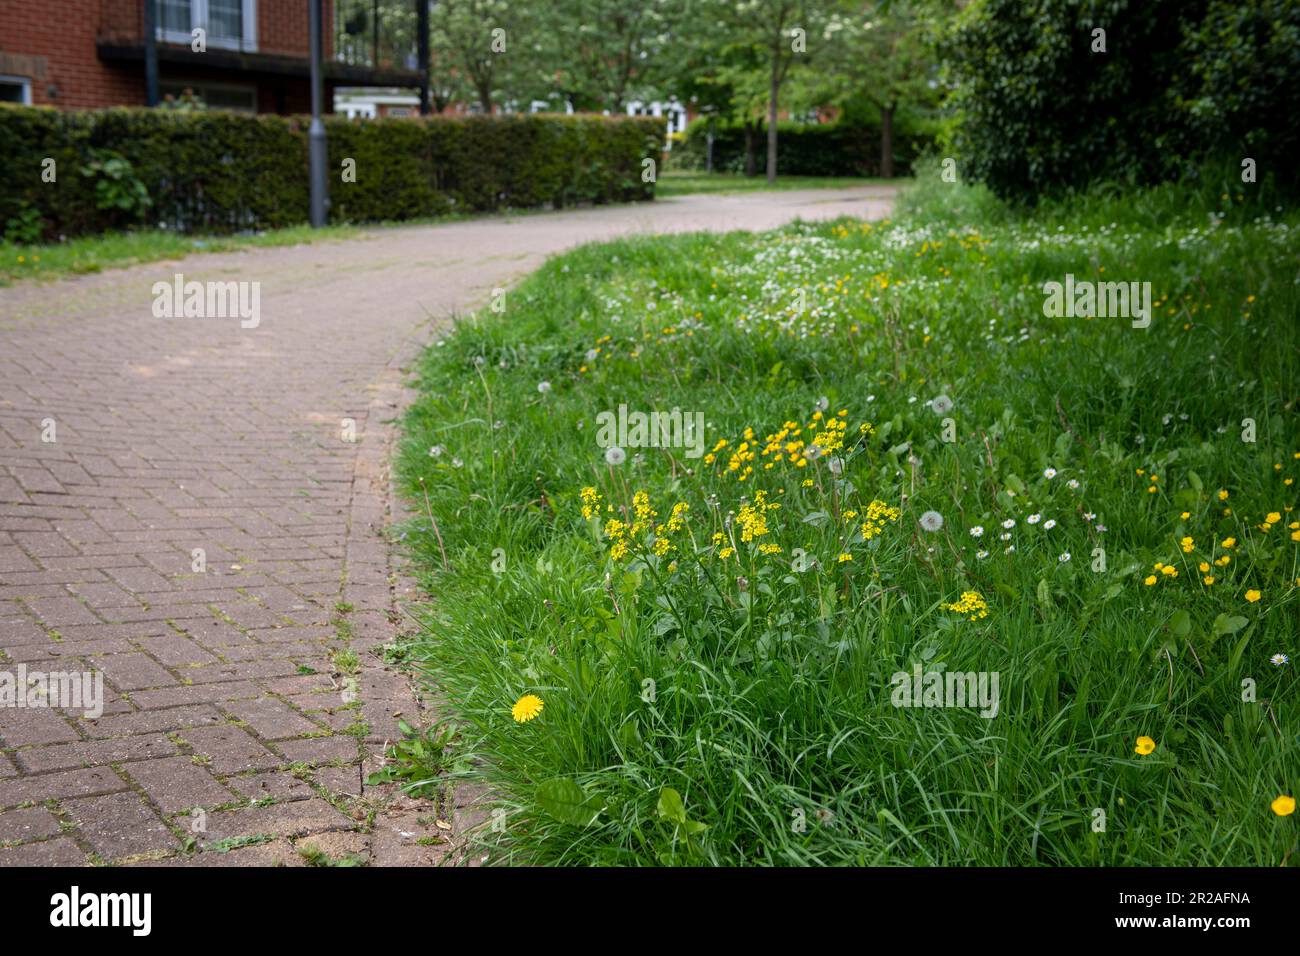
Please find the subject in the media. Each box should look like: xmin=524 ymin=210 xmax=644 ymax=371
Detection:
xmin=670 ymin=118 xmax=930 ymax=177
xmin=943 ymin=0 xmax=1300 ymax=202
xmin=0 ymin=105 xmax=665 ymax=240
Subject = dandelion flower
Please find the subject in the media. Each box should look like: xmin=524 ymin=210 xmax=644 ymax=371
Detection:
xmin=511 ymin=694 xmax=544 ymax=723
xmin=537 ymin=381 xmax=552 ymax=394
xmin=605 ymin=446 xmax=627 ymax=466
xmin=919 ymin=511 xmax=944 ymax=532
xmin=1143 ymin=575 xmax=1157 ymax=586
xmin=1271 ymin=795 xmax=1296 ymax=817
xmin=1134 ymin=736 xmax=1156 ymax=756
xmin=931 ymin=394 xmax=953 ymax=415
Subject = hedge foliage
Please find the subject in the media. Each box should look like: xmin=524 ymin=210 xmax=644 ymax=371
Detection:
xmin=944 ymin=0 xmax=1300 ymax=201
xmin=0 ymin=106 xmax=665 ymax=240
xmin=669 ymin=118 xmax=929 ymax=177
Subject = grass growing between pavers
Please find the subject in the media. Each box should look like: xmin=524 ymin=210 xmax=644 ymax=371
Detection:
xmin=396 ymin=170 xmax=1300 ymax=865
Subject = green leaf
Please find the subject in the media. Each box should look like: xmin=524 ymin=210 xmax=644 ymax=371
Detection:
xmin=657 ymin=786 xmax=688 ymax=824
xmin=536 ymin=778 xmax=603 ymax=827
xmin=1169 ymin=610 xmax=1192 ymax=638
xmin=1212 ymin=613 xmax=1248 ymax=637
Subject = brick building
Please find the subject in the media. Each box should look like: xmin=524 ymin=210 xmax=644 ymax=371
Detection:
xmin=0 ymin=0 xmax=423 ymax=113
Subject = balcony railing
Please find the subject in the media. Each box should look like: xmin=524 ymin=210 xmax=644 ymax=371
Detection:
xmin=333 ymin=0 xmax=419 ymax=72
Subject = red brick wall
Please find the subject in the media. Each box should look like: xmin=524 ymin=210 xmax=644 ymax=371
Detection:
xmin=0 ymin=1 xmax=330 ymax=110
xmin=0 ymin=0 xmax=144 ymax=108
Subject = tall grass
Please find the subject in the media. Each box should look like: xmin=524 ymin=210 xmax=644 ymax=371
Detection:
xmin=396 ymin=174 xmax=1300 ymax=865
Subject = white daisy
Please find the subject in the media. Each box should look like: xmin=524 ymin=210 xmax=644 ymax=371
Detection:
xmin=1027 ymin=513 xmax=1042 ymax=524
xmin=969 ymin=526 xmax=984 ymax=538
xmin=1043 ymin=519 xmax=1057 ymax=530
xmin=1002 ymin=519 xmax=1016 ymax=529
xmin=1270 ymin=654 xmax=1290 ymax=666
xmin=1058 ymin=552 xmax=1071 ymax=562
xmin=1067 ymin=479 xmax=1080 ymax=490
xmin=999 ymin=532 xmax=1012 ymax=541
xmin=1043 ymin=467 xmax=1057 ymax=479
xmin=976 ymin=550 xmax=989 ymax=559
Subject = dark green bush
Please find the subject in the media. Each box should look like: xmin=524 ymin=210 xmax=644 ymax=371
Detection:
xmin=0 ymin=106 xmax=664 ymax=240
xmin=669 ymin=118 xmax=930 ymax=177
xmin=943 ymin=0 xmax=1300 ymax=202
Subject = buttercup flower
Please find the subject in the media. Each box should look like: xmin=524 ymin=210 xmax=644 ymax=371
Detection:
xmin=1271 ymin=795 xmax=1296 ymax=817
xmin=511 ymin=694 xmax=544 ymax=723
xmin=1134 ymin=736 xmax=1156 ymax=756
xmin=1245 ymin=589 xmax=1261 ymax=603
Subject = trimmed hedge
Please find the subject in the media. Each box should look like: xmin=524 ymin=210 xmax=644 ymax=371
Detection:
xmin=669 ymin=118 xmax=930 ymax=177
xmin=0 ymin=106 xmax=665 ymax=240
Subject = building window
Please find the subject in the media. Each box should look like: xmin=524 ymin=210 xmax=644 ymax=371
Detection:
xmin=157 ymin=0 xmax=258 ymax=52
xmin=0 ymin=75 xmax=32 ymax=104
xmin=161 ymin=81 xmax=256 ymax=112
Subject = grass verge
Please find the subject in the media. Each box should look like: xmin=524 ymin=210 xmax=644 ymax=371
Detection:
xmin=396 ymin=172 xmax=1300 ymax=865
xmin=657 ymin=170 xmax=900 ymax=196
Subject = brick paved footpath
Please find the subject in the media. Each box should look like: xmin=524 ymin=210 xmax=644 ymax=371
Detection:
xmin=0 ymin=187 xmax=896 ymax=865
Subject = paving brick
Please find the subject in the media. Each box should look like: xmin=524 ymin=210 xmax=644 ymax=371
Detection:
xmin=223 ymin=698 xmax=319 ymax=740
xmin=200 ymin=798 xmax=354 ymax=844
xmin=0 ymin=838 xmax=88 ymax=866
xmin=65 ymin=792 xmax=178 ymax=859
xmin=124 ymin=756 xmax=238 ymax=813
xmin=0 ymin=767 xmax=128 ymax=808
xmin=14 ymin=734 xmax=177 ymax=773
xmin=92 ymin=653 xmax=176 ymax=691
xmin=179 ymin=725 xmax=280 ymax=774
xmin=0 ymin=806 xmax=61 ymax=843
xmin=275 ymin=736 xmax=359 ymax=767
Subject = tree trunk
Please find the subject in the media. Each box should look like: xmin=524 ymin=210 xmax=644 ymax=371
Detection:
xmin=744 ymin=123 xmax=757 ymax=177
xmin=766 ymin=52 xmax=779 ymax=184
xmin=880 ymin=104 xmax=894 ymax=179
